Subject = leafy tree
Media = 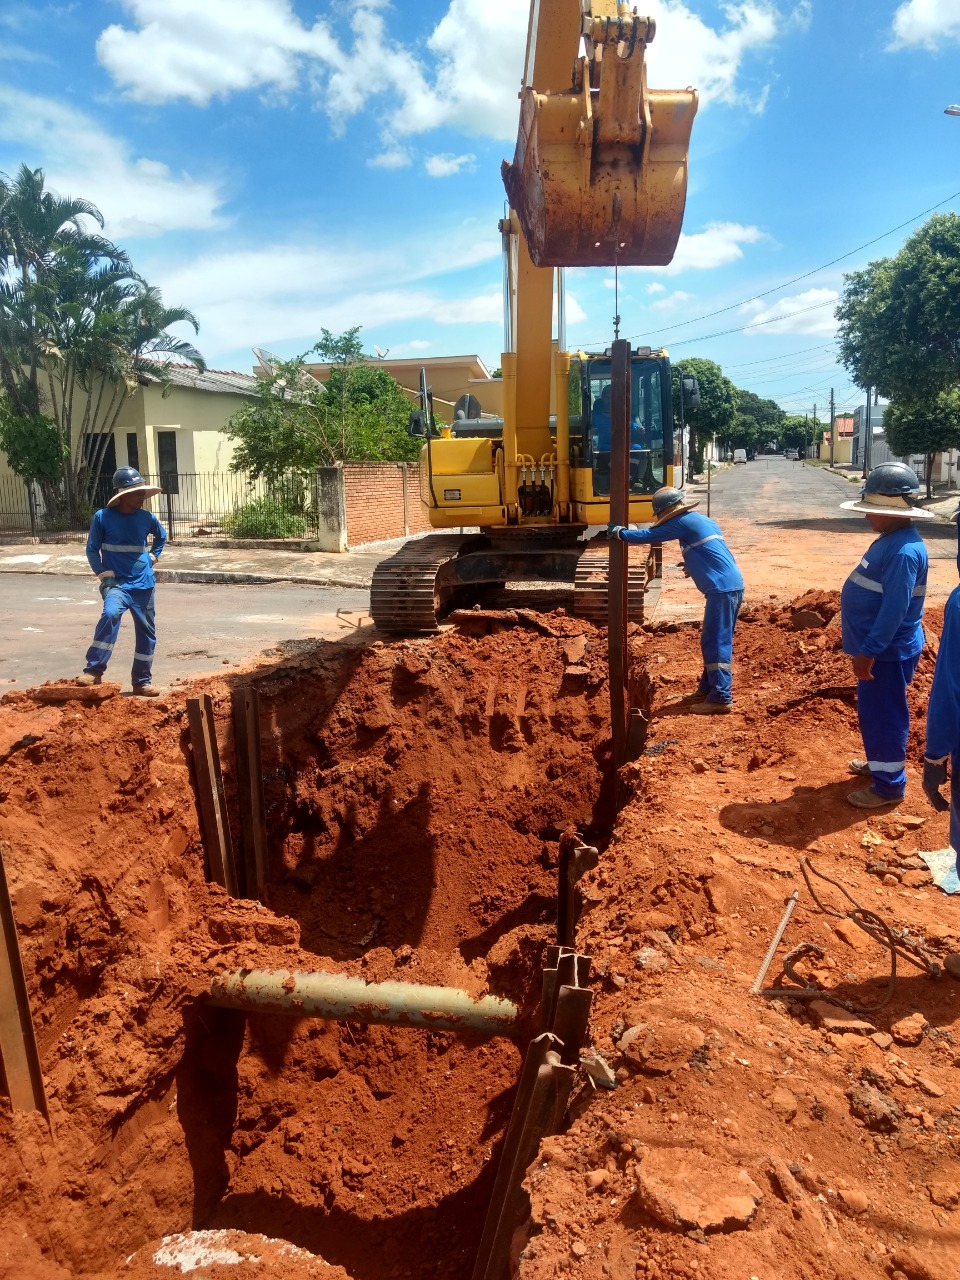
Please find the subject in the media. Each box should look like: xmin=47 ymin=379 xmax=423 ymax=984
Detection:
xmin=730 ymin=388 xmax=785 ymax=452
xmin=671 ymin=357 xmax=737 ymax=475
xmin=836 ymin=213 xmax=960 ymax=403
xmin=226 ymin=336 xmax=420 ymax=482
xmin=883 ymin=390 xmax=960 ymax=497
xmin=781 ymin=414 xmax=814 ymax=451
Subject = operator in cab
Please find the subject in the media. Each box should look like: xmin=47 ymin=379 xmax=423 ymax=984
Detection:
xmin=591 ymin=384 xmax=650 ymax=452
xmin=609 ymin=487 xmax=744 ymax=714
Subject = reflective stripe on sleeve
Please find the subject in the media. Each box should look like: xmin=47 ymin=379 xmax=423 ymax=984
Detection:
xmin=913 ymin=583 xmax=926 ymax=597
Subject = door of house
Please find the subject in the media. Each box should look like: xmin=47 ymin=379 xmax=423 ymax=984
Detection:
xmin=157 ymin=431 xmax=179 ymax=494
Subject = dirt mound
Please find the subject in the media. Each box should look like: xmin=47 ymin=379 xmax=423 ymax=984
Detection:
xmin=0 ymin=600 xmax=957 ymax=1279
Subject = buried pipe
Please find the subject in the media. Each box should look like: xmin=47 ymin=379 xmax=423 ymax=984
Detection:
xmin=209 ymin=968 xmax=519 ymax=1038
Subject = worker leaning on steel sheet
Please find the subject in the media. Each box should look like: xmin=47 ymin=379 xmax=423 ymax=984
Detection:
xmin=922 ymin=501 xmax=960 ymax=868
xmin=76 ymin=467 xmax=167 ymax=697
xmin=839 ymin=463 xmax=934 ymax=810
xmin=608 ymin=486 xmax=745 ymax=714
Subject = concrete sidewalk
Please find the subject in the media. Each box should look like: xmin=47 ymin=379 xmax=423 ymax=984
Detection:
xmin=0 ymin=536 xmax=407 ymax=589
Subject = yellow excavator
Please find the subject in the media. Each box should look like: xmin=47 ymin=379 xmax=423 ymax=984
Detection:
xmin=371 ymin=1 xmax=699 ymax=633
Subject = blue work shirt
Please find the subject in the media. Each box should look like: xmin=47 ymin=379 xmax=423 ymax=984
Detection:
xmin=925 ymin=582 xmax=960 ymax=762
xmin=592 ymin=410 xmax=648 ymax=452
xmin=619 ymin=510 xmax=744 ymax=595
xmin=840 ymin=524 xmax=927 ymax=661
xmin=86 ymin=506 xmax=167 ymax=589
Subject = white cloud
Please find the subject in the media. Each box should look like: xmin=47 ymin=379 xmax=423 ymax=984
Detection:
xmin=368 ymin=148 xmax=411 ymax=170
xmin=739 ymin=287 xmax=839 ymax=336
xmin=94 ymin=0 xmax=800 ymax=138
xmin=425 ymin=153 xmax=475 ymax=177
xmin=391 ymin=340 xmax=433 ymax=355
xmin=889 ymin=0 xmax=960 ymax=50
xmin=0 ymin=87 xmax=225 ymax=238
xmin=650 ymin=289 xmax=694 ymax=310
xmin=635 ymin=221 xmax=768 ymax=276
xmin=96 ymin=0 xmax=337 ymax=106
xmin=146 ymin=222 xmax=502 ymax=355
xmin=647 ymin=282 xmax=667 ymax=294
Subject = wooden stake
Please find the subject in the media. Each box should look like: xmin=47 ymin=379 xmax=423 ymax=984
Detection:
xmin=187 ymin=695 xmax=238 ymax=896
xmin=231 ymin=686 xmax=267 ymax=899
xmin=0 ymin=843 xmax=48 ymax=1118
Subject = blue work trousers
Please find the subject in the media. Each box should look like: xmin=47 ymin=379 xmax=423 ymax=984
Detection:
xmin=84 ymin=584 xmax=156 ymax=688
xmin=856 ymin=655 xmax=919 ymax=799
xmin=697 ymin=589 xmax=744 ymax=704
xmin=950 ymin=759 xmax=960 ymax=864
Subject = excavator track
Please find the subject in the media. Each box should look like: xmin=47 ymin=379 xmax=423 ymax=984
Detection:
xmin=573 ymin=541 xmax=649 ymax=624
xmin=370 ymin=534 xmax=485 ymax=634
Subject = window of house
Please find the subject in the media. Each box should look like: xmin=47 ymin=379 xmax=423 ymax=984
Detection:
xmin=126 ymin=433 xmax=140 ymax=472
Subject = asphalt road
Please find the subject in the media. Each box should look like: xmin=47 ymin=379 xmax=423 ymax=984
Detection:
xmin=0 ymin=580 xmax=371 ymax=691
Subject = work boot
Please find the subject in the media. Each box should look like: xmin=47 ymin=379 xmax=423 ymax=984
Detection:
xmin=848 ymin=759 xmax=871 ymax=777
xmin=76 ymin=672 xmax=102 ymax=686
xmin=846 ymin=786 xmax=902 ymax=810
xmin=673 ymin=689 xmax=709 ymax=704
xmin=132 ymin=685 xmax=161 ymax=698
xmin=690 ymin=700 xmax=732 ymax=715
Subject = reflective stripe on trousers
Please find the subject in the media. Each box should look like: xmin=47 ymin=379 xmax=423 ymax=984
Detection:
xmin=697 ymin=589 xmax=744 ymax=704
xmin=84 ymin=585 xmax=156 ymax=687
xmin=855 ymin=655 xmax=919 ymax=799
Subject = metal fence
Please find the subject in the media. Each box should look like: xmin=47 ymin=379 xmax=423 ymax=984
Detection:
xmin=0 ymin=470 xmax=321 ymax=543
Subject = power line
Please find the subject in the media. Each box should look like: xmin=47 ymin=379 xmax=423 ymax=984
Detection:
xmin=667 ymin=296 xmax=838 ymax=347
xmin=619 ymin=184 xmax=960 ymax=344
xmin=721 ymin=342 xmax=837 ymax=371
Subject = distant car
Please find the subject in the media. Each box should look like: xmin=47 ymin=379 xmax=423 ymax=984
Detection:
xmin=733 ymin=448 xmax=747 ymax=464
xmin=746 ymin=448 xmax=757 ymax=461
xmin=784 ymin=448 xmax=799 ymax=460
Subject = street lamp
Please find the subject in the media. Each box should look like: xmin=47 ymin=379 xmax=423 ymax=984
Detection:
xmin=945 ymin=104 xmax=960 ymax=116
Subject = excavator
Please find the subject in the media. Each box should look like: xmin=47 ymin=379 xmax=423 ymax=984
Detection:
xmin=371 ymin=0 xmax=699 ymax=633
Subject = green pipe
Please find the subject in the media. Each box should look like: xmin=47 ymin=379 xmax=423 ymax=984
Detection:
xmin=209 ymin=968 xmax=519 ymax=1038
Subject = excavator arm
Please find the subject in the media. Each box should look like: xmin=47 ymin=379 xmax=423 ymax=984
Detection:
xmin=503 ymin=0 xmax=698 ymax=267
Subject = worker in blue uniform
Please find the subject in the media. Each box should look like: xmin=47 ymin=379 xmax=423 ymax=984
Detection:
xmin=77 ymin=467 xmax=166 ymax=696
xmin=591 ymin=385 xmax=650 ymax=452
xmin=923 ymin=580 xmax=960 ymax=864
xmin=839 ymin=462 xmax=934 ymax=809
xmin=609 ymin=486 xmax=744 ymax=714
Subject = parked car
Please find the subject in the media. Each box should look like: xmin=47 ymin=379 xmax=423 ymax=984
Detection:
xmin=733 ymin=448 xmax=747 ymax=464
xmin=784 ymin=448 xmax=799 ymax=460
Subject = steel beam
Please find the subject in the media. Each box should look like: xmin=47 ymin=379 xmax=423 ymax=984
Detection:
xmin=0 ymin=843 xmax=48 ymax=1117
xmin=608 ymin=338 xmax=632 ymax=765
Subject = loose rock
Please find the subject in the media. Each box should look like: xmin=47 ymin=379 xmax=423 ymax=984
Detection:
xmin=634 ymin=1147 xmax=763 ymax=1232
xmin=847 ymin=1085 xmax=901 ymax=1132
xmin=891 ymin=1012 xmax=928 ymax=1046
xmin=618 ymin=1018 xmax=706 ymax=1075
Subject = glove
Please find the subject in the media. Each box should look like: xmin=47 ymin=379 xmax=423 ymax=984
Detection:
xmin=98 ymin=574 xmax=117 ymax=601
xmin=607 ymin=523 xmax=624 ymax=539
xmin=922 ymin=758 xmax=950 ymax=812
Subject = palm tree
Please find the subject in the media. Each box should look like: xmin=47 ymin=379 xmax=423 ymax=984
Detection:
xmin=0 ymin=167 xmax=204 ymax=521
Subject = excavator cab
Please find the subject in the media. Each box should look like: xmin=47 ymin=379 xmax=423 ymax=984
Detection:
xmin=581 ymin=356 xmax=666 ymax=498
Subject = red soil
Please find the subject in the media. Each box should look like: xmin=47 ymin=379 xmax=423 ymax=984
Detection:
xmin=0 ymin=593 xmax=957 ymax=1280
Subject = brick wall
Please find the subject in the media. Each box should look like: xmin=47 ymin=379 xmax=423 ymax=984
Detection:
xmin=343 ymin=463 xmax=432 ymax=547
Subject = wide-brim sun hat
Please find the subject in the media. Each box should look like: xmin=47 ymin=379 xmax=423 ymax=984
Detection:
xmin=840 ymin=491 xmax=936 ymax=520
xmin=107 ymin=480 xmax=162 ymax=507
xmin=653 ymin=497 xmax=700 ymax=526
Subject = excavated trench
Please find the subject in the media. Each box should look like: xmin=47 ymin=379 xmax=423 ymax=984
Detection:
xmin=0 ymin=613 xmax=643 ymax=1279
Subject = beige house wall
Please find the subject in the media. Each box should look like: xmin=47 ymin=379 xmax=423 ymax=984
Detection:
xmin=302 ymin=355 xmax=504 ymax=420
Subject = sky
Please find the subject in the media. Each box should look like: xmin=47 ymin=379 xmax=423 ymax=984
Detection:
xmin=2 ymin=0 xmax=960 ymax=422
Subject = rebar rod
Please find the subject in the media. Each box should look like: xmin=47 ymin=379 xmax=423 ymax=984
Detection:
xmin=209 ymin=968 xmax=518 ymax=1037
xmin=750 ymin=890 xmax=800 ymax=995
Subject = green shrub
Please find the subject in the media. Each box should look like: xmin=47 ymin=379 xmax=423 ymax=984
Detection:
xmin=222 ymin=498 xmax=308 ymax=539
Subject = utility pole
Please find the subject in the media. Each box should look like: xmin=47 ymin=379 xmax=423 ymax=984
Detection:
xmin=811 ymin=403 xmax=816 ymax=464
xmin=862 ymin=387 xmax=872 ymax=478
xmin=829 ymin=388 xmax=835 ymax=468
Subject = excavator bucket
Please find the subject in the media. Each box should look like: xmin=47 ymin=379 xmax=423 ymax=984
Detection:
xmin=502 ymin=10 xmax=697 ymax=268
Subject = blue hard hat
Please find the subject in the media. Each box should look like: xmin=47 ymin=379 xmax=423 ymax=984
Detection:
xmin=107 ymin=466 xmax=161 ymax=507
